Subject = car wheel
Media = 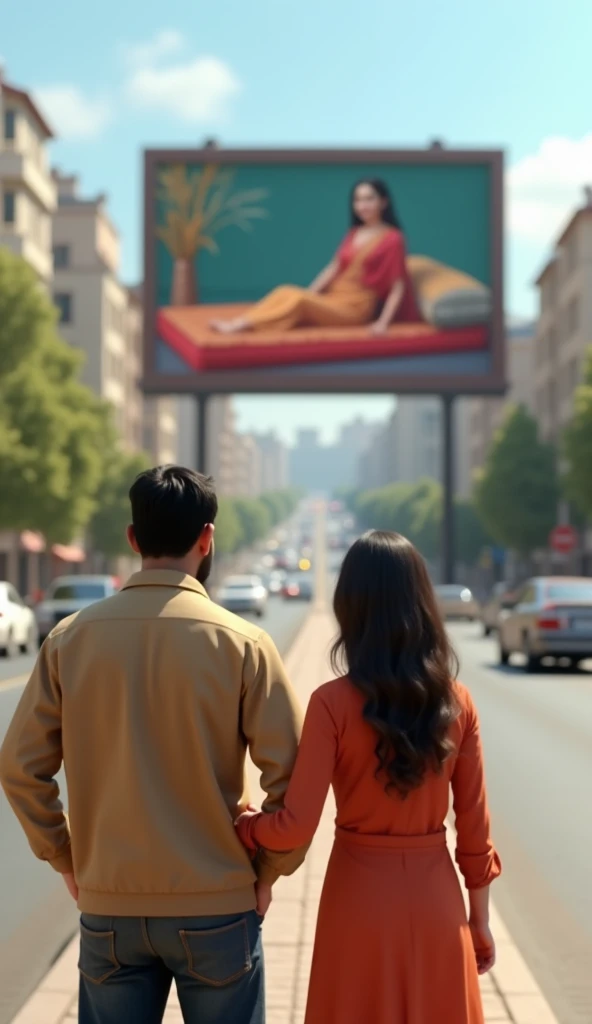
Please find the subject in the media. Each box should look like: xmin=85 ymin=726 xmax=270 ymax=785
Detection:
xmin=499 ymin=642 xmax=510 ymax=666
xmin=523 ymin=635 xmax=541 ymax=673
xmin=1 ymin=631 xmax=19 ymax=660
xmin=483 ymin=623 xmax=492 ymax=637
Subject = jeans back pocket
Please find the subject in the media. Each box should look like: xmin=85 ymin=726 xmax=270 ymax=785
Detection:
xmin=78 ymin=921 xmax=121 ymax=985
xmin=180 ymin=917 xmax=252 ymax=987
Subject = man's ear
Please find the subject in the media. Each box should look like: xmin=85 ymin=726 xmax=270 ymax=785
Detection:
xmin=127 ymin=525 xmax=140 ymax=555
xmin=199 ymin=523 xmax=215 ymax=555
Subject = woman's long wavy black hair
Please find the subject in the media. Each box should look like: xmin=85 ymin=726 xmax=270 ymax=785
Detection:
xmin=331 ymin=530 xmax=460 ymax=798
xmin=350 ymin=178 xmax=403 ymax=231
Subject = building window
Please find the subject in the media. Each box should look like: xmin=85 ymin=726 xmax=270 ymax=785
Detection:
xmin=3 ymin=191 xmax=16 ymax=224
xmin=4 ymin=109 xmax=16 ymax=141
xmin=54 ymin=293 xmax=73 ymax=324
xmin=53 ymin=244 xmax=70 ymax=269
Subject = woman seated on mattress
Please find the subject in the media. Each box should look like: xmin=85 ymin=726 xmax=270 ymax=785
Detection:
xmin=210 ymin=179 xmax=421 ymax=336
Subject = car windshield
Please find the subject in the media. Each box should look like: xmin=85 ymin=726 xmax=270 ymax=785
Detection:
xmin=544 ymin=582 xmax=592 ymax=602
xmin=224 ymin=579 xmax=257 ymax=590
xmin=51 ymin=583 xmax=107 ymax=600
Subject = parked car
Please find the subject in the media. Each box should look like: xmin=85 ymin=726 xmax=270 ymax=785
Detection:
xmin=481 ymin=582 xmax=519 ymax=636
xmin=282 ymin=574 xmax=314 ymax=602
xmin=0 ymin=582 xmax=38 ymax=658
xmin=498 ymin=576 xmax=592 ymax=671
xmin=434 ymin=584 xmax=480 ymax=621
xmin=217 ymin=575 xmax=267 ymax=617
xmin=35 ymin=575 xmax=118 ymax=644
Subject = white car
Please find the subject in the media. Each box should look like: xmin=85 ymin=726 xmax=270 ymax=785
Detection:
xmin=35 ymin=575 xmax=118 ymax=644
xmin=217 ymin=576 xmax=268 ymax=618
xmin=0 ymin=582 xmax=38 ymax=658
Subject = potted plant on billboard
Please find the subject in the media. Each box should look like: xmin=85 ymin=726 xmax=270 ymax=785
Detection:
xmin=156 ymin=164 xmax=268 ymax=306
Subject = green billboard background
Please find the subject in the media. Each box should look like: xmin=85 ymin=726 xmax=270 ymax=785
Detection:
xmin=155 ymin=161 xmax=492 ymax=309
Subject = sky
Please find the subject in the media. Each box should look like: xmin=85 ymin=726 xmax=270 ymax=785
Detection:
xmin=4 ymin=0 xmax=592 ymax=443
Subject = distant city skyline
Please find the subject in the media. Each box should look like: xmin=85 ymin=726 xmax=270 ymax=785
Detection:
xmin=234 ymin=396 xmax=394 ymax=447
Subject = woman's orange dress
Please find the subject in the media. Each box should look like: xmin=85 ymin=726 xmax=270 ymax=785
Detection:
xmin=241 ymin=679 xmax=501 ymax=1024
xmin=244 ymin=227 xmax=421 ymax=332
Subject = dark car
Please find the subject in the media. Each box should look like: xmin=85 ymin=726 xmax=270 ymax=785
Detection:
xmin=282 ymin=574 xmax=314 ymax=602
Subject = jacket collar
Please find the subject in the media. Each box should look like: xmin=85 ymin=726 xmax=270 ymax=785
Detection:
xmin=121 ymin=570 xmax=210 ymax=600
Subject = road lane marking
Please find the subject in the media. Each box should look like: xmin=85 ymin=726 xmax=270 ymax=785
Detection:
xmin=0 ymin=674 xmax=29 ymax=693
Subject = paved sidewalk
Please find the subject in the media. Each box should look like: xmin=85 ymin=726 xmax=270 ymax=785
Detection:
xmin=10 ymin=609 xmax=558 ymax=1024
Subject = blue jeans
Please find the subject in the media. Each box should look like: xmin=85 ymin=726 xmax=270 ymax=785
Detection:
xmin=78 ymin=911 xmax=264 ymax=1024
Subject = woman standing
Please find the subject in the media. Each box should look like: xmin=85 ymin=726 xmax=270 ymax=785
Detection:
xmin=210 ymin=179 xmax=420 ymax=335
xmin=236 ymin=531 xmax=500 ymax=1024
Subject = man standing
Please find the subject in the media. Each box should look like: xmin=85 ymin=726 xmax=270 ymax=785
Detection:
xmin=0 ymin=466 xmax=305 ymax=1024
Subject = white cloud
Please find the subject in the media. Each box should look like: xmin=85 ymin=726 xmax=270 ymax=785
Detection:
xmin=126 ymin=56 xmax=241 ymax=122
xmin=508 ymin=134 xmax=592 ymax=244
xmin=35 ymin=86 xmax=112 ymax=140
xmin=120 ymin=29 xmax=185 ymax=68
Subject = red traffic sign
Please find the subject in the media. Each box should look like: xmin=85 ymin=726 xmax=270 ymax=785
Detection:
xmin=549 ymin=524 xmax=578 ymax=554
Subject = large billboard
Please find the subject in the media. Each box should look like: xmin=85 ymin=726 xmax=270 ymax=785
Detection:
xmin=143 ymin=148 xmax=504 ymax=396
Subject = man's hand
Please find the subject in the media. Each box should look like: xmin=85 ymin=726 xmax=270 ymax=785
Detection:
xmin=255 ymin=881 xmax=273 ymax=918
xmin=63 ymin=872 xmax=79 ymax=902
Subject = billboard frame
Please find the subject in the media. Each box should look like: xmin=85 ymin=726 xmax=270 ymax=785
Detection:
xmin=142 ymin=146 xmax=505 ymax=396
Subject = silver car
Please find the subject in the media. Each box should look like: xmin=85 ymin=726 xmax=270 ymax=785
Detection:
xmin=434 ymin=584 xmax=480 ymax=621
xmin=498 ymin=576 xmax=592 ymax=671
xmin=217 ymin=576 xmax=267 ymax=618
xmin=481 ymin=582 xmax=519 ymax=636
xmin=35 ymin=575 xmax=118 ymax=644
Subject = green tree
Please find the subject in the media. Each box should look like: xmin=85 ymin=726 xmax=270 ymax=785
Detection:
xmin=88 ymin=450 xmax=151 ymax=558
xmin=214 ymin=498 xmax=243 ymax=554
xmin=474 ymin=404 xmax=559 ymax=556
xmin=233 ymin=498 xmax=272 ymax=547
xmin=563 ymin=350 xmax=592 ymax=519
xmin=0 ymin=252 xmax=112 ymax=541
xmin=454 ymin=499 xmax=492 ymax=565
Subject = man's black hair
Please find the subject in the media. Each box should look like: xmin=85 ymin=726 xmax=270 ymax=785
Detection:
xmin=129 ymin=466 xmax=218 ymax=559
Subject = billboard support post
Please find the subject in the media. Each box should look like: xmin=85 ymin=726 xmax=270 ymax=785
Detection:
xmin=442 ymin=394 xmax=455 ymax=584
xmin=196 ymin=393 xmax=210 ymax=474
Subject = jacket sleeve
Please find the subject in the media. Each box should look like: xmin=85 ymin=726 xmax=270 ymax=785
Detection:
xmin=242 ymin=688 xmax=337 ymax=853
xmin=0 ymin=636 xmax=73 ymax=874
xmin=240 ymin=630 xmax=306 ymax=884
xmin=451 ymin=689 xmax=501 ymax=890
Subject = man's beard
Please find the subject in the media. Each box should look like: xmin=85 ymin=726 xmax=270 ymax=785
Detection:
xmin=196 ymin=543 xmax=214 ymax=585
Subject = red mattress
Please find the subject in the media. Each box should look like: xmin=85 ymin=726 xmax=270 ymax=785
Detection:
xmin=157 ymin=304 xmax=488 ymax=372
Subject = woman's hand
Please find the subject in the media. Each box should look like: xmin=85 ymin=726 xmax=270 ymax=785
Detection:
xmin=469 ymin=918 xmax=496 ymax=975
xmin=235 ymin=805 xmax=261 ymax=852
xmin=369 ymin=320 xmax=389 ymax=336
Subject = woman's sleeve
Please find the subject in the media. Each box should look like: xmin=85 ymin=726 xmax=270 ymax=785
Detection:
xmin=243 ymin=689 xmax=338 ymax=852
xmin=451 ymin=689 xmax=502 ymax=890
xmin=381 ymin=230 xmax=406 ymax=284
xmin=335 ymin=231 xmax=353 ymax=268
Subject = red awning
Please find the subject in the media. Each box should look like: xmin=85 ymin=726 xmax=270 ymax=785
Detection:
xmin=20 ymin=531 xmax=46 ymax=553
xmin=52 ymin=543 xmax=85 ymax=563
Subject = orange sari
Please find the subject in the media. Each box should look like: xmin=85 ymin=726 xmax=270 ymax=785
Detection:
xmin=245 ymin=228 xmax=419 ymax=332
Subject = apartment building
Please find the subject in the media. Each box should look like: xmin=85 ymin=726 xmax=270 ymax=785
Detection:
xmin=251 ymin=431 xmax=289 ymax=493
xmin=533 ymin=191 xmax=592 ymax=444
xmin=467 ymin=322 xmax=536 ymax=481
xmin=233 ymin=434 xmax=263 ymax=498
xmin=52 ymin=173 xmax=178 ymax=463
xmin=0 ymin=74 xmax=56 ymax=282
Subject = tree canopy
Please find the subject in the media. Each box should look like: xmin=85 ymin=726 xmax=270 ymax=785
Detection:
xmin=474 ymin=404 xmax=558 ymax=556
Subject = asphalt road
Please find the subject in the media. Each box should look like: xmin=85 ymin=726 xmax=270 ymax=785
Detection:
xmin=450 ymin=622 xmax=592 ymax=1024
xmin=0 ymin=594 xmax=310 ymax=1024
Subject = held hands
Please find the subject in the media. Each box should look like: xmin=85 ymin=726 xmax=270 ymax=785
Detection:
xmin=469 ymin=918 xmax=496 ymax=975
xmin=235 ymin=804 xmax=261 ymax=852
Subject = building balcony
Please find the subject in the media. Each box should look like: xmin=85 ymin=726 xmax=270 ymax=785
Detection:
xmin=0 ymin=228 xmax=53 ymax=281
xmin=0 ymin=148 xmax=57 ymax=212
